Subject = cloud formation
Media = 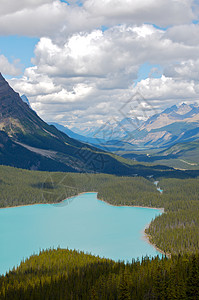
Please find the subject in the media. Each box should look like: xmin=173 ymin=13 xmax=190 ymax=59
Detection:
xmin=0 ymin=55 xmax=21 ymax=76
xmin=0 ymin=0 xmax=53 ymax=16
xmin=84 ymin=0 xmax=195 ymax=26
xmin=0 ymin=0 xmax=197 ymax=37
xmin=2 ymin=0 xmax=199 ymax=130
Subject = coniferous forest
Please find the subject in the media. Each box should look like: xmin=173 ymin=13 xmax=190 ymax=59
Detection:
xmin=0 ymin=248 xmax=199 ymax=300
xmin=0 ymin=165 xmax=199 ymax=298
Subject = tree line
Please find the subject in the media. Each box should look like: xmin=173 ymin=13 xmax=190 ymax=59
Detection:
xmin=0 ymin=248 xmax=199 ymax=299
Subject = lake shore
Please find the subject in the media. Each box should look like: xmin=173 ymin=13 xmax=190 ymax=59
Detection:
xmin=99 ymin=197 xmax=164 ymax=212
xmin=0 ymin=191 xmax=92 ymax=210
xmin=142 ymin=224 xmax=171 ymax=258
xmin=0 ymin=191 xmax=167 ymax=258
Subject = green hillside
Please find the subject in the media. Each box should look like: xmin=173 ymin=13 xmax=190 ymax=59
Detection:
xmin=150 ymin=139 xmax=199 ymax=170
xmin=122 ymin=139 xmax=199 ymax=170
xmin=162 ymin=139 xmax=199 ymax=162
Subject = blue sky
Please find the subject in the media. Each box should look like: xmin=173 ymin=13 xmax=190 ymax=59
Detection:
xmin=60 ymin=0 xmax=83 ymax=5
xmin=0 ymin=36 xmax=39 ymax=78
xmin=0 ymin=0 xmax=198 ymax=129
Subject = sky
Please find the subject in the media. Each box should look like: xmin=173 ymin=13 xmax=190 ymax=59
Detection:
xmin=0 ymin=0 xmax=199 ymax=131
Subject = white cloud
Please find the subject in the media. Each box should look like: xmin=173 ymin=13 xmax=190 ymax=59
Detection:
xmin=8 ymin=21 xmax=199 ymax=128
xmin=84 ymin=0 xmax=196 ymax=26
xmin=164 ymin=59 xmax=199 ymax=81
xmin=30 ymin=24 xmax=199 ymax=80
xmin=0 ymin=55 xmax=21 ymax=76
xmin=3 ymin=0 xmax=199 ymax=130
xmin=0 ymin=0 xmax=197 ymax=37
xmin=0 ymin=1 xmax=67 ymax=37
xmin=135 ymin=76 xmax=197 ymax=101
xmin=11 ymin=70 xmax=61 ymax=96
xmin=0 ymin=0 xmax=53 ymax=16
xmin=166 ymin=23 xmax=199 ymax=46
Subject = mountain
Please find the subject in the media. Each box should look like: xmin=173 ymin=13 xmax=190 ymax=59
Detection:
xmin=0 ymin=73 xmax=175 ymax=177
xmin=0 ymin=73 xmax=117 ymax=174
xmin=50 ymin=122 xmax=137 ymax=153
xmin=71 ymin=117 xmax=143 ymax=141
xmin=0 ymin=130 xmax=74 ymax=171
xmin=126 ymin=103 xmax=199 ymax=148
xmin=158 ymin=139 xmax=199 ymax=166
xmin=49 ymin=122 xmax=106 ymax=145
xmin=120 ymin=103 xmax=199 ymax=169
xmin=69 ymin=103 xmax=199 ymax=151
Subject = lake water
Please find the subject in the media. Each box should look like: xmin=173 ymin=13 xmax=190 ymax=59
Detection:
xmin=0 ymin=192 xmax=162 ymax=275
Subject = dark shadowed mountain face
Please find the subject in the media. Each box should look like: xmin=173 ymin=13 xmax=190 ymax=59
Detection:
xmin=0 ymin=130 xmax=76 ymax=172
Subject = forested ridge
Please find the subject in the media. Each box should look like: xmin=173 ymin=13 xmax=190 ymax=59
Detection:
xmin=0 ymin=248 xmax=199 ymax=300
xmin=145 ymin=178 xmax=199 ymax=255
xmin=0 ymin=165 xmax=199 ymax=255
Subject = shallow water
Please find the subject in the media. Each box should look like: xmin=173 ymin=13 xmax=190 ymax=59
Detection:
xmin=0 ymin=192 xmax=162 ymax=275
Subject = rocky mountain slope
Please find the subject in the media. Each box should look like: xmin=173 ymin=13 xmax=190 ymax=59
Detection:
xmin=128 ymin=103 xmax=199 ymax=148
xmin=0 ymin=73 xmax=116 ymax=174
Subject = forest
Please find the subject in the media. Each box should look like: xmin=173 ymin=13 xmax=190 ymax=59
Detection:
xmin=0 ymin=165 xmax=199 ymax=256
xmin=0 ymin=248 xmax=199 ymax=299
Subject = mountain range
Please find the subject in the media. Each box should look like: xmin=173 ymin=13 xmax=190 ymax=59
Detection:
xmin=70 ymin=117 xmax=143 ymax=141
xmin=50 ymin=102 xmax=199 ymax=167
xmin=0 ymin=73 xmax=175 ymax=177
xmin=120 ymin=104 xmax=199 ymax=168
xmin=51 ymin=102 xmax=199 ymax=152
xmin=127 ymin=103 xmax=199 ymax=148
xmin=1 ymin=72 xmax=199 ymax=176
xmin=49 ymin=121 xmax=137 ymax=153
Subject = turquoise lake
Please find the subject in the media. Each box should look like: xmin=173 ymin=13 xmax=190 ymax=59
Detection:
xmin=0 ymin=192 xmax=162 ymax=275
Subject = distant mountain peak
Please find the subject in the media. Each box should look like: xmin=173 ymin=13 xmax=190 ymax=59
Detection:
xmin=162 ymin=105 xmax=177 ymax=115
xmin=128 ymin=101 xmax=199 ymax=149
xmin=177 ymin=103 xmax=192 ymax=115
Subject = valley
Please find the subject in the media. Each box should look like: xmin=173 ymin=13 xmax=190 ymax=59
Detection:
xmin=0 ymin=74 xmax=199 ymax=298
xmin=52 ymin=99 xmax=199 ymax=171
xmin=1 ymin=1 xmax=199 ymax=298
